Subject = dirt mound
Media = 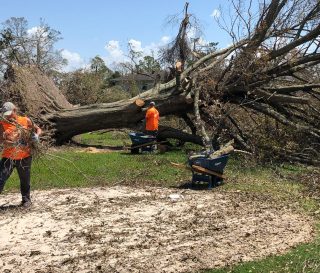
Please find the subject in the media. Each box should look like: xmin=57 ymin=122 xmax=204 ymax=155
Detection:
xmin=0 ymin=186 xmax=314 ymax=273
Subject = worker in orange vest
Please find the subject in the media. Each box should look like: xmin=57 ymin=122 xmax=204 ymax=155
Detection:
xmin=145 ymin=101 xmax=159 ymax=136
xmin=0 ymin=102 xmax=42 ymax=208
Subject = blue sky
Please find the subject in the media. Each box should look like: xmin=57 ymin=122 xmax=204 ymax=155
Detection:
xmin=0 ymin=0 xmax=232 ymax=71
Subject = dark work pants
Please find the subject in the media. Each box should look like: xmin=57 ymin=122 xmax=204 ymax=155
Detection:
xmin=145 ymin=130 xmax=158 ymax=137
xmin=0 ymin=157 xmax=32 ymax=202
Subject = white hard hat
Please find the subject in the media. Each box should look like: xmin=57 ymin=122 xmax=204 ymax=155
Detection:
xmin=1 ymin=102 xmax=16 ymax=116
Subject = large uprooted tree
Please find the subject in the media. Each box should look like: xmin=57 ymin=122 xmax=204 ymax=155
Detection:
xmin=1 ymin=0 xmax=320 ymax=164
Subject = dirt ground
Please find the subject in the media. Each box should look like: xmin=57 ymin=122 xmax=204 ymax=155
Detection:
xmin=0 ymin=186 xmax=314 ymax=273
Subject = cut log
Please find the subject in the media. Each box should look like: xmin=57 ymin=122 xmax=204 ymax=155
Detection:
xmin=135 ymin=99 xmax=145 ymax=107
xmin=208 ymin=139 xmax=235 ymax=159
xmin=191 ymin=165 xmax=226 ymax=179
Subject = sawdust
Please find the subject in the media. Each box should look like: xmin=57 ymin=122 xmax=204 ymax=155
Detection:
xmin=77 ymin=147 xmax=115 ymax=153
xmin=0 ymin=186 xmax=314 ymax=273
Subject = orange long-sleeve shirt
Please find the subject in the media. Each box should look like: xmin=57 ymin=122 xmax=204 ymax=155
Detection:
xmin=0 ymin=116 xmax=32 ymax=159
xmin=145 ymin=106 xmax=159 ymax=131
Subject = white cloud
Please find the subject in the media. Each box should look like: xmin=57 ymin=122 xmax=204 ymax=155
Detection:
xmin=197 ymin=37 xmax=208 ymax=46
xmin=104 ymin=40 xmax=127 ymax=66
xmin=128 ymin=39 xmax=143 ymax=52
xmin=27 ymin=26 xmax=50 ymax=45
xmin=60 ymin=37 xmax=170 ymax=72
xmin=27 ymin=26 xmax=41 ymax=36
xmin=143 ymin=36 xmax=171 ymax=56
xmin=188 ymin=26 xmax=197 ymax=39
xmin=144 ymin=42 xmax=159 ymax=56
xmin=210 ymin=9 xmax=221 ymax=19
xmin=61 ymin=49 xmax=86 ymax=72
xmin=161 ymin=36 xmax=170 ymax=43
xmin=105 ymin=40 xmax=122 ymax=55
xmin=103 ymin=36 xmax=171 ymax=68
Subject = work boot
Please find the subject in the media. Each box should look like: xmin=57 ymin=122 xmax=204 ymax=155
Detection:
xmin=21 ymin=199 xmax=32 ymax=209
xmin=152 ymin=144 xmax=157 ymax=152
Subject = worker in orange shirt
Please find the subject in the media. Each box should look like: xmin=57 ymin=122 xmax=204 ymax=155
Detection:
xmin=0 ymin=102 xmax=42 ymax=208
xmin=145 ymin=101 xmax=159 ymax=136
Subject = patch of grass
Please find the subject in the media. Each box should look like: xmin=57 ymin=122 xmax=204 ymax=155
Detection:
xmin=223 ymin=159 xmax=299 ymax=198
xmin=224 ymin=156 xmax=320 ymax=217
xmin=74 ymin=130 xmax=130 ymax=147
xmin=2 ymin=148 xmax=190 ymax=192
xmin=202 ymin=226 xmax=320 ymax=273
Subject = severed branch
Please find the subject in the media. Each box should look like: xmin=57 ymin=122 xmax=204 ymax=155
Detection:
xmin=248 ymin=102 xmax=320 ymax=138
xmin=193 ymin=85 xmax=210 ymax=146
xmin=179 ymin=113 xmax=197 ymax=135
xmin=264 ymin=83 xmax=320 ymax=94
xmin=253 ymin=88 xmax=309 ymax=104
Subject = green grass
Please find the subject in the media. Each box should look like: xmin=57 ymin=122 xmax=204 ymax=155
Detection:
xmin=2 ymin=148 xmax=191 ymax=191
xmin=73 ymin=130 xmax=130 ymax=146
xmin=2 ymin=131 xmax=320 ymax=273
xmin=225 ymin=158 xmax=303 ymax=199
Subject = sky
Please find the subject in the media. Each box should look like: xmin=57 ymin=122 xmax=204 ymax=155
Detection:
xmin=0 ymin=0 xmax=233 ymax=72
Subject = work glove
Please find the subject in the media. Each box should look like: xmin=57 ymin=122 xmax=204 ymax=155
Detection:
xmin=31 ymin=133 xmax=40 ymax=143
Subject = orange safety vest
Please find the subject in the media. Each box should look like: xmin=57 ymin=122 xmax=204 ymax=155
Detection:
xmin=0 ymin=116 xmax=32 ymax=160
xmin=145 ymin=106 xmax=159 ymax=131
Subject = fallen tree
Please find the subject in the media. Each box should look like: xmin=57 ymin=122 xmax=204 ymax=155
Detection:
xmin=1 ymin=0 xmax=320 ymax=164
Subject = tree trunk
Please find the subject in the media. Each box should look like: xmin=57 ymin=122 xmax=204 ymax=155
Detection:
xmin=47 ymin=93 xmax=193 ymax=144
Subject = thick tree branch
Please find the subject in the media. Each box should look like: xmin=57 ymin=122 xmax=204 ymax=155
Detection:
xmin=253 ymin=88 xmax=309 ymax=104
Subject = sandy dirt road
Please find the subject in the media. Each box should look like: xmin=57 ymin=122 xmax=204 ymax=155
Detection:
xmin=0 ymin=186 xmax=314 ymax=273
